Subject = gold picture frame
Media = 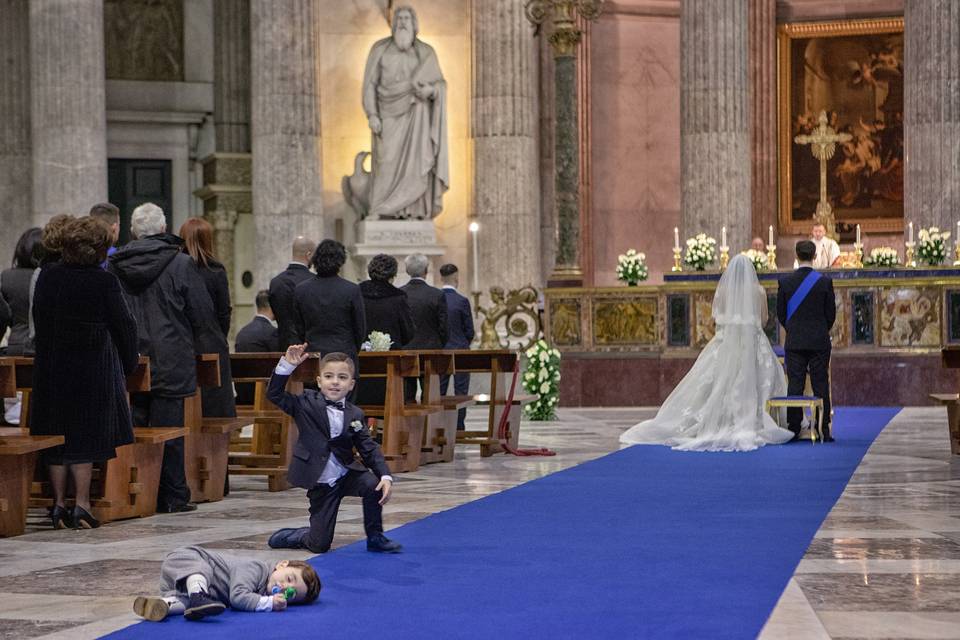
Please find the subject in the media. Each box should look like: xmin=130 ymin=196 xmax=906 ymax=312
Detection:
xmin=778 ymin=18 xmax=904 ymax=236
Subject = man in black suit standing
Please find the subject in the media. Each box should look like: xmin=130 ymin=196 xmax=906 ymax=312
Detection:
xmin=268 ymin=236 xmax=316 ymax=350
xmin=234 ymin=290 xmax=280 ymax=405
xmin=401 ymin=253 xmax=448 ymax=400
xmin=438 ymin=264 xmax=474 ymax=429
xmin=777 ymin=240 xmax=837 ymax=441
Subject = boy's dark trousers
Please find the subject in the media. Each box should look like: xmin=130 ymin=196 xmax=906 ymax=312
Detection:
xmin=786 ymin=348 xmax=831 ymax=437
xmin=302 ymin=469 xmax=384 ymax=553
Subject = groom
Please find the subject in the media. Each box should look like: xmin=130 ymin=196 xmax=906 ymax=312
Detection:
xmin=777 ymin=240 xmax=837 ymax=442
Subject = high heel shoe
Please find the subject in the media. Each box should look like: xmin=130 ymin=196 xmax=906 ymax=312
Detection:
xmin=50 ymin=505 xmax=72 ymax=529
xmin=72 ymin=505 xmax=100 ymax=529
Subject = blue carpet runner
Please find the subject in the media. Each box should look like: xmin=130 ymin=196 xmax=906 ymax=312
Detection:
xmin=107 ymin=407 xmax=898 ymax=639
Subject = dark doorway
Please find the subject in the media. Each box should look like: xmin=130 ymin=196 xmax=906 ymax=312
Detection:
xmin=107 ymin=159 xmax=173 ymax=245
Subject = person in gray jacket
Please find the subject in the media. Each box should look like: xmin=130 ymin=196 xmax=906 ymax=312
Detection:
xmin=133 ymin=546 xmax=320 ymax=621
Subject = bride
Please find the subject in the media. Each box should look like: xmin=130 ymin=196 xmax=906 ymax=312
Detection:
xmin=619 ymin=254 xmax=793 ymax=452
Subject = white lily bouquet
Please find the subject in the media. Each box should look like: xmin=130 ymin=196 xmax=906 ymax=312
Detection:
xmin=863 ymin=247 xmax=900 ymax=268
xmin=616 ymin=249 xmax=649 ymax=286
xmin=918 ymin=227 xmax=950 ymax=266
xmin=683 ymin=233 xmax=717 ymax=271
xmin=522 ymin=339 xmax=561 ymax=421
xmin=741 ymin=249 xmax=767 ymax=272
xmin=362 ymin=331 xmax=393 ymax=352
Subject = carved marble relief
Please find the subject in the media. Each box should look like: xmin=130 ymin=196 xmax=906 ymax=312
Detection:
xmin=105 ymin=0 xmax=183 ymax=81
xmin=693 ymin=292 xmax=715 ymax=347
xmin=593 ymin=297 xmax=658 ymax=345
xmin=880 ymin=287 xmax=940 ymax=348
xmin=830 ymin=289 xmax=848 ymax=348
xmin=549 ymin=299 xmax=582 ymax=347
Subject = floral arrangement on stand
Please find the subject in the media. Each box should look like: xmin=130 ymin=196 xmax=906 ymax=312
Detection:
xmin=361 ymin=331 xmax=393 ymax=351
xmin=863 ymin=247 xmax=900 ymax=268
xmin=741 ymin=249 xmax=767 ymax=272
xmin=917 ymin=227 xmax=950 ymax=266
xmin=683 ymin=233 xmax=718 ymax=271
xmin=615 ymin=249 xmax=649 ymax=286
xmin=522 ymin=339 xmax=561 ymax=421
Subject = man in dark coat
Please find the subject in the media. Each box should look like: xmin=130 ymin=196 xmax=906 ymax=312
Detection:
xmin=234 ymin=290 xmax=280 ymax=405
xmin=777 ymin=240 xmax=837 ymax=442
xmin=438 ymin=264 xmax=474 ymax=429
xmin=268 ymin=237 xmax=316 ymax=350
xmin=109 ymin=203 xmax=220 ymax=512
xmin=400 ymin=253 xmax=447 ymax=400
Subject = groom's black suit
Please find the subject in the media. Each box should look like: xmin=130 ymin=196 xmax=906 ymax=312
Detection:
xmin=777 ymin=266 xmax=836 ymax=438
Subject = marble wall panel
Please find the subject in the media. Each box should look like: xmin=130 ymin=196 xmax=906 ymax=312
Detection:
xmin=694 ymin=292 xmax=716 ymax=347
xmin=589 ymin=12 xmax=680 ymax=285
xmin=879 ymin=287 xmax=941 ymax=348
xmin=851 ymin=290 xmax=876 ymax=345
xmin=831 ymin=289 xmax=848 ymax=348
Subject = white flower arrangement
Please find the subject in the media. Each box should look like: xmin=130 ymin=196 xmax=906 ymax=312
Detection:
xmin=361 ymin=331 xmax=393 ymax=352
xmin=917 ymin=227 xmax=951 ymax=266
xmin=615 ymin=249 xmax=649 ymax=285
xmin=683 ymin=233 xmax=718 ymax=271
xmin=741 ymin=249 xmax=767 ymax=272
xmin=522 ymin=339 xmax=561 ymax=421
xmin=863 ymin=246 xmax=900 ymax=268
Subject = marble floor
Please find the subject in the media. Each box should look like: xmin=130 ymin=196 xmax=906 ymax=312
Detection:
xmin=0 ymin=406 xmax=957 ymax=639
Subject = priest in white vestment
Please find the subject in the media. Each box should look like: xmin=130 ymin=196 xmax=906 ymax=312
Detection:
xmin=811 ymin=223 xmax=840 ymax=269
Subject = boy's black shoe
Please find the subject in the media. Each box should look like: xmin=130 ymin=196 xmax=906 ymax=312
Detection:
xmin=183 ymin=592 xmax=226 ymax=621
xmin=366 ymin=533 xmax=403 ymax=553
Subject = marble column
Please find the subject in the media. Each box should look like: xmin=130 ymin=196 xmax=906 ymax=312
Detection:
xmin=29 ymin=0 xmax=108 ymax=225
xmin=680 ymin=0 xmax=751 ymax=251
xmin=749 ymin=0 xmax=776 ymax=241
xmin=472 ymin=0 xmax=541 ymax=293
xmin=0 ymin=0 xmax=31 ymax=261
xmin=250 ymin=0 xmax=323 ymax=290
xmin=904 ymin=0 xmax=960 ymax=231
xmin=215 ymin=0 xmax=251 ymax=153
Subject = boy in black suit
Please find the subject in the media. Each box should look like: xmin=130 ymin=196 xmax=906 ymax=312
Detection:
xmin=266 ymin=346 xmax=402 ymax=554
xmin=777 ymin=240 xmax=837 ymax=441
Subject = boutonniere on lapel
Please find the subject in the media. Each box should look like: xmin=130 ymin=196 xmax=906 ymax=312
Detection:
xmin=350 ymin=420 xmax=364 ymax=433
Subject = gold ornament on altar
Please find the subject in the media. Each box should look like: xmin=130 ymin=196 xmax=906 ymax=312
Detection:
xmin=474 ymin=286 xmax=542 ymax=351
xmin=793 ymin=110 xmax=852 ymax=241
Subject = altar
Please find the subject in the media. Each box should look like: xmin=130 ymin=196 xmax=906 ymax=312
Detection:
xmin=544 ymin=268 xmax=960 ymax=407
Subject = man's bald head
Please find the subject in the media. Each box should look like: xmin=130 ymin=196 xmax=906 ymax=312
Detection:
xmin=292 ymin=237 xmax=317 ymax=265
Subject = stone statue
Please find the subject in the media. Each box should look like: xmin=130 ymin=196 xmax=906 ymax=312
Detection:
xmin=346 ymin=5 xmax=449 ymax=220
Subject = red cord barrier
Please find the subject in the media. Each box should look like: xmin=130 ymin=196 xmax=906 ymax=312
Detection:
xmin=496 ymin=356 xmax=556 ymax=457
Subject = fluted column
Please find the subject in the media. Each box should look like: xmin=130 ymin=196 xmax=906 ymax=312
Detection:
xmin=250 ymin=0 xmax=323 ymax=289
xmin=749 ymin=0 xmax=776 ymax=241
xmin=472 ymin=0 xmax=541 ymax=293
xmin=904 ymin=0 xmax=960 ymax=230
xmin=680 ymin=0 xmax=751 ymax=250
xmin=0 ymin=0 xmax=31 ymax=261
xmin=215 ymin=0 xmax=251 ymax=153
xmin=29 ymin=0 xmax=107 ymax=224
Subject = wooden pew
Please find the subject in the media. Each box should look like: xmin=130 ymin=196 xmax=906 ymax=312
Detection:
xmin=411 ymin=351 xmax=458 ymax=465
xmin=357 ymin=351 xmax=429 ymax=473
xmin=184 ymin=354 xmax=248 ymax=502
xmin=931 ymin=347 xmax=960 ymax=455
xmin=0 ymin=426 xmax=62 ymax=537
xmin=452 ymin=350 xmax=536 ymax=457
xmin=17 ymin=357 xmax=192 ymax=523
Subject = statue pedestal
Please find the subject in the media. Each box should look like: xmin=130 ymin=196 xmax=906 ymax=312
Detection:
xmin=352 ymin=220 xmax=446 ymax=286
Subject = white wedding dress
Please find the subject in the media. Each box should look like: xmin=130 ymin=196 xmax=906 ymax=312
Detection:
xmin=620 ymin=254 xmax=793 ymax=452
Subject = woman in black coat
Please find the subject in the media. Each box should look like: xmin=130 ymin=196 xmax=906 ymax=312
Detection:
xmin=179 ymin=218 xmax=235 ymax=419
xmin=31 ymin=217 xmax=139 ymax=529
xmin=355 ymin=254 xmax=414 ymax=407
xmin=1 ymin=228 xmax=41 ymax=355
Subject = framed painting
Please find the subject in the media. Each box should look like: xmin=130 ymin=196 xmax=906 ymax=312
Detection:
xmin=778 ymin=18 xmax=904 ymax=236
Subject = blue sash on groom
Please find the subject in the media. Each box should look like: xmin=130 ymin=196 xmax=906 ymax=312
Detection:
xmin=786 ymin=270 xmax=822 ymax=322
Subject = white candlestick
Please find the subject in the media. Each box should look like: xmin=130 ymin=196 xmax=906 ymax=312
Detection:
xmin=768 ymin=225 xmax=774 ymax=246
xmin=909 ymin=221 xmax=914 ymax=244
xmin=856 ymin=224 xmax=861 ymax=245
xmin=469 ymin=221 xmax=480 ymax=292
xmin=674 ymin=227 xmax=680 ymax=250
xmin=956 ymin=220 xmax=959 ymax=242
xmin=721 ymin=226 xmax=727 ymax=248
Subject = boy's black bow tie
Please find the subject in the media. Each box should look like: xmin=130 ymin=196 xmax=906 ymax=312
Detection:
xmin=325 ymin=398 xmax=345 ymax=411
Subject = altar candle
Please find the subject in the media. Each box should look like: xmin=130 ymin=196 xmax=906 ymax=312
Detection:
xmin=469 ymin=221 xmax=480 ymax=292
xmin=909 ymin=221 xmax=914 ymax=244
xmin=721 ymin=226 xmax=727 ymax=248
xmin=674 ymin=227 xmax=680 ymax=250
xmin=956 ymin=220 xmax=959 ymax=242
xmin=768 ymin=225 xmax=774 ymax=246
xmin=856 ymin=224 xmax=861 ymax=245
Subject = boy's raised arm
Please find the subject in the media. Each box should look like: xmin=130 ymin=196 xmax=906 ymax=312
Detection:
xmin=267 ymin=344 xmax=310 ymax=416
